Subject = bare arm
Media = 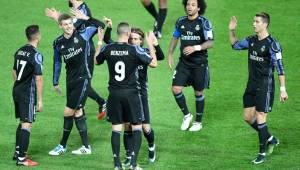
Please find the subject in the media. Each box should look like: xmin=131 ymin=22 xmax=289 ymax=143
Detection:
xmin=167 ymin=37 xmax=178 ymax=69
xmin=228 ymin=16 xmax=238 ymax=45
xmin=12 ymin=70 xmax=16 ymax=81
xmin=45 ymin=8 xmax=60 ymax=22
xmin=182 ymin=40 xmax=214 ymax=56
xmin=146 ymin=31 xmax=157 ymax=68
xmin=94 ymin=28 xmax=104 ymax=65
xmin=36 ymin=75 xmax=43 ymax=112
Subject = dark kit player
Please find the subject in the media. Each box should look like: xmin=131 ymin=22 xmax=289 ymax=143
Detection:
xmin=229 ymin=12 xmax=288 ymax=164
xmin=12 ymin=25 xmax=43 ymax=166
xmin=168 ymin=0 xmax=214 ymax=131
xmin=48 ymin=10 xmax=105 ymax=156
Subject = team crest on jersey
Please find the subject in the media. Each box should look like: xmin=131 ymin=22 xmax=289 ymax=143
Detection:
xmin=74 ymin=37 xmax=79 ymax=44
xmin=261 ymin=45 xmax=265 ymax=52
xmin=61 ymin=45 xmax=65 ymax=49
xmin=251 ymin=43 xmax=254 ymax=47
xmin=181 ymin=25 xmax=185 ymax=29
xmin=195 ymin=25 xmax=200 ymax=31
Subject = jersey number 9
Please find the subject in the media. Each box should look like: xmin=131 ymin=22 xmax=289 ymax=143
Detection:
xmin=115 ymin=61 xmax=125 ymax=81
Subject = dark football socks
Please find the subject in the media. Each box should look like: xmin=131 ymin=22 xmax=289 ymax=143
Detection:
xmin=195 ymin=95 xmax=205 ymax=122
xmin=174 ymin=92 xmax=190 ymax=115
xmin=74 ymin=115 xmax=89 ymax=148
xmin=60 ymin=116 xmax=74 ymax=148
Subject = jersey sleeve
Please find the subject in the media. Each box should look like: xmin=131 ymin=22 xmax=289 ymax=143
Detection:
xmin=172 ymin=18 xmax=181 ymax=38
xmin=104 ymin=27 xmax=114 ymax=44
xmin=232 ymin=37 xmax=250 ymax=50
xmin=80 ymin=17 xmax=105 ymax=41
xmin=134 ymin=45 xmax=152 ymax=65
xmin=53 ymin=42 xmax=62 ymax=86
xmin=203 ymin=19 xmax=214 ymax=40
xmin=95 ymin=45 xmax=107 ymax=65
xmin=33 ymin=53 xmax=43 ymax=75
xmin=270 ymin=41 xmax=285 ymax=75
xmin=154 ymin=45 xmax=165 ymax=60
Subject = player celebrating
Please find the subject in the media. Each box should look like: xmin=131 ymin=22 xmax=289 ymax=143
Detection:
xmin=103 ymin=18 xmax=164 ymax=165
xmin=48 ymin=10 xmax=105 ymax=156
xmin=168 ymin=0 xmax=213 ymax=131
xmin=229 ymin=13 xmax=288 ymax=164
xmin=12 ymin=25 xmax=43 ymax=166
xmin=95 ymin=22 xmax=157 ymax=170
xmin=45 ymin=0 xmax=107 ymax=119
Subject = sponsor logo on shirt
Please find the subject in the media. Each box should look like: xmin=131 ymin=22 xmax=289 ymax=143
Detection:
xmin=250 ymin=51 xmax=264 ymax=61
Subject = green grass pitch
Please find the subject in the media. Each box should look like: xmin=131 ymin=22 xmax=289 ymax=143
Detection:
xmin=0 ymin=0 xmax=299 ymax=169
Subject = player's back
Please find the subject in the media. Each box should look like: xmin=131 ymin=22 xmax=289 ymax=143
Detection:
xmin=104 ymin=42 xmax=140 ymax=90
xmin=13 ymin=44 xmax=42 ymax=101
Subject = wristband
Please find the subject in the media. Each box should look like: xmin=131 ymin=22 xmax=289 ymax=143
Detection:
xmin=97 ymin=41 xmax=103 ymax=46
xmin=280 ymin=86 xmax=286 ymax=92
xmin=194 ymin=45 xmax=202 ymax=51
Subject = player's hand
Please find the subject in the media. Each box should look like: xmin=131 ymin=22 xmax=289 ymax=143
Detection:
xmin=45 ymin=8 xmax=60 ymax=21
xmin=103 ymin=17 xmax=112 ymax=28
xmin=229 ymin=16 xmax=237 ymax=30
xmin=70 ymin=8 xmax=89 ymax=20
xmin=54 ymin=85 xmax=63 ymax=96
xmin=36 ymin=101 xmax=43 ymax=112
xmin=280 ymin=91 xmax=288 ymax=102
xmin=183 ymin=46 xmax=195 ymax=56
xmin=148 ymin=31 xmax=158 ymax=46
xmin=168 ymin=54 xmax=174 ymax=70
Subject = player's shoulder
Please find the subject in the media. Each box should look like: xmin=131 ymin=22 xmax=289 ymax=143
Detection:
xmin=267 ymin=35 xmax=282 ymax=52
xmin=53 ymin=35 xmax=64 ymax=47
xmin=176 ymin=16 xmax=188 ymax=24
xmin=197 ymin=16 xmax=212 ymax=29
xmin=246 ymin=34 xmax=257 ymax=41
xmin=130 ymin=44 xmax=147 ymax=54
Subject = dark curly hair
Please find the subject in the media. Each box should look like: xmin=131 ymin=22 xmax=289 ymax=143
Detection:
xmin=182 ymin=0 xmax=207 ymax=15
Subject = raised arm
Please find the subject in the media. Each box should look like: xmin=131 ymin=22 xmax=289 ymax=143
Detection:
xmin=45 ymin=8 xmax=61 ymax=22
xmin=94 ymin=28 xmax=104 ymax=65
xmin=145 ymin=31 xmax=157 ymax=68
xmin=229 ymin=16 xmax=250 ymax=50
xmin=71 ymin=9 xmax=105 ymax=41
xmin=229 ymin=16 xmax=238 ymax=45
xmin=148 ymin=31 xmax=164 ymax=60
xmin=103 ymin=17 xmax=114 ymax=44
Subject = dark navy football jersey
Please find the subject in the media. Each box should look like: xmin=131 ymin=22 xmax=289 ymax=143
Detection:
xmin=173 ymin=16 xmax=214 ymax=67
xmin=13 ymin=44 xmax=43 ymax=102
xmin=137 ymin=46 xmax=164 ymax=90
xmin=53 ymin=18 xmax=105 ymax=85
xmin=96 ymin=42 xmax=153 ymax=90
xmin=232 ymin=35 xmax=285 ymax=83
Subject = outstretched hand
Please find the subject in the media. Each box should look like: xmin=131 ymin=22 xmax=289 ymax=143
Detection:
xmin=70 ymin=8 xmax=89 ymax=20
xmin=229 ymin=16 xmax=238 ymax=30
xmin=45 ymin=8 xmax=60 ymax=21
